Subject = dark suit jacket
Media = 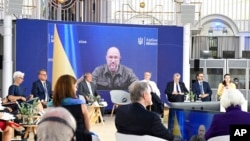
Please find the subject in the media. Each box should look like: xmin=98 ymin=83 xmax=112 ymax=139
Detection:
xmin=31 ymin=80 xmax=52 ymax=101
xmin=192 ymin=81 xmax=212 ymax=101
xmin=77 ymin=80 xmax=99 ymax=102
xmin=115 ymin=103 xmax=174 ymax=140
xmin=205 ymin=106 xmax=250 ymax=140
xmin=164 ymin=81 xmax=189 ymax=102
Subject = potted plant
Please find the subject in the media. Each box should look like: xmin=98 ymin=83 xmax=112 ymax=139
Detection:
xmin=19 ymin=99 xmax=39 ymax=124
xmin=189 ymin=91 xmax=195 ymax=102
xmin=185 ymin=91 xmax=195 ymax=102
xmin=88 ymin=94 xmax=101 ymax=106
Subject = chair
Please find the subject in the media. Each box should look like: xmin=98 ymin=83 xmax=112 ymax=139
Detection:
xmin=207 ymin=135 xmax=229 ymax=141
xmin=115 ymin=132 xmax=167 ymax=141
xmin=109 ymin=90 xmax=131 ymax=117
xmin=79 ymin=95 xmax=86 ymax=103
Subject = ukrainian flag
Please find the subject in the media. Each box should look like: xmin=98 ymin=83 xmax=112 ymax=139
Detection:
xmin=173 ymin=112 xmax=182 ymax=138
xmin=52 ymin=24 xmax=76 ymax=89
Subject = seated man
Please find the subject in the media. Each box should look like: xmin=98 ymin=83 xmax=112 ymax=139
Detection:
xmin=165 ymin=73 xmax=189 ymax=102
xmin=30 ymin=69 xmax=53 ymax=108
xmin=115 ymin=81 xmax=174 ymax=141
xmin=141 ymin=71 xmax=164 ymax=117
xmin=77 ymin=72 xmax=100 ymax=104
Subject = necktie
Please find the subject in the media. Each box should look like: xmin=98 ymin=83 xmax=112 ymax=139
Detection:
xmin=199 ymin=82 xmax=204 ymax=94
xmin=43 ymin=82 xmax=48 ymax=101
xmin=176 ymin=83 xmax=179 ymax=93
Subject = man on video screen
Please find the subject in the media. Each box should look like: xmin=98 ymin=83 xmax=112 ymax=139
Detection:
xmin=92 ymin=47 xmax=138 ymax=90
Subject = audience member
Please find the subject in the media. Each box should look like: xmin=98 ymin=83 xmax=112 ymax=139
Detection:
xmin=217 ymin=74 xmax=236 ymax=100
xmin=0 ymin=113 xmax=13 ymax=141
xmin=233 ymin=77 xmax=242 ymax=89
xmin=92 ymin=47 xmax=138 ymax=90
xmin=31 ymin=69 xmax=52 ymax=108
xmin=189 ymin=124 xmax=206 ymax=141
xmin=164 ymin=73 xmax=189 ymax=102
xmin=141 ymin=71 xmax=163 ymax=116
xmin=192 ymin=72 xmax=212 ymax=101
xmin=37 ymin=107 xmax=76 ymax=141
xmin=115 ymin=81 xmax=174 ymax=141
xmin=205 ymin=89 xmax=250 ymax=140
xmin=48 ymin=74 xmax=94 ymax=141
xmin=77 ymin=72 xmax=100 ymax=104
xmin=141 ymin=71 xmax=160 ymax=97
xmin=7 ymin=71 xmax=44 ymax=114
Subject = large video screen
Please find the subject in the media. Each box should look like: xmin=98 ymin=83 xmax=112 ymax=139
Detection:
xmin=47 ymin=23 xmax=158 ymax=90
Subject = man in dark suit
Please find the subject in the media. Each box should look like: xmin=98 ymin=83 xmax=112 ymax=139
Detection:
xmin=115 ymin=81 xmax=174 ymax=141
xmin=77 ymin=72 xmax=99 ymax=104
xmin=164 ymin=73 xmax=189 ymax=102
xmin=31 ymin=69 xmax=52 ymax=107
xmin=192 ymin=72 xmax=212 ymax=101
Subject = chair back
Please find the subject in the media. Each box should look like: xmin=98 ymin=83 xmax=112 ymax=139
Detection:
xmin=79 ymin=95 xmax=86 ymax=103
xmin=110 ymin=90 xmax=131 ymax=105
xmin=115 ymin=132 xmax=167 ymax=141
xmin=207 ymin=135 xmax=229 ymax=141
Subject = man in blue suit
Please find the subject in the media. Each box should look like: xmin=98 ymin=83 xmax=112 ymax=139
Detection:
xmin=31 ymin=69 xmax=52 ymax=107
xmin=192 ymin=72 xmax=212 ymax=101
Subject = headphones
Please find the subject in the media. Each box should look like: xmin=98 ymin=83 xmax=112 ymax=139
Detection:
xmin=36 ymin=116 xmax=76 ymax=141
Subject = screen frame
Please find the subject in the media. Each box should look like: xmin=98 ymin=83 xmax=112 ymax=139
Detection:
xmin=222 ymin=51 xmax=235 ymax=59
xmin=242 ymin=50 xmax=250 ymax=59
xmin=200 ymin=50 xmax=213 ymax=59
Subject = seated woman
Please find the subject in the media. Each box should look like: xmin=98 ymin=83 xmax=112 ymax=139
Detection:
xmin=7 ymin=71 xmax=44 ymax=114
xmin=0 ymin=113 xmax=13 ymax=141
xmin=48 ymin=74 xmax=94 ymax=141
xmin=217 ymin=74 xmax=236 ymax=100
xmin=205 ymin=89 xmax=250 ymax=140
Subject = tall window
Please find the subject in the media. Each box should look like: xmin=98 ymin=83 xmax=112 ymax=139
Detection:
xmin=209 ymin=37 xmax=218 ymax=58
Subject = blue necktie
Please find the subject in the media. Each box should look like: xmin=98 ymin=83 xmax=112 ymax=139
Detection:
xmin=199 ymin=82 xmax=204 ymax=94
xmin=43 ymin=82 xmax=48 ymax=101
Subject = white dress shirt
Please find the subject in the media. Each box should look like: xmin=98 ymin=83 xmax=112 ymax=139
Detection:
xmin=141 ymin=80 xmax=161 ymax=98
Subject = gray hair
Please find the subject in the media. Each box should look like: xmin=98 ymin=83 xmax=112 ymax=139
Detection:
xmin=220 ymin=89 xmax=245 ymax=109
xmin=129 ymin=81 xmax=149 ymax=103
xmin=13 ymin=71 xmax=24 ymax=80
xmin=173 ymin=73 xmax=181 ymax=77
xmin=37 ymin=107 xmax=76 ymax=141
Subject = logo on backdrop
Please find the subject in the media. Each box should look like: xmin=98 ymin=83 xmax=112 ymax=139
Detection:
xmin=138 ymin=37 xmax=158 ymax=46
xmin=138 ymin=37 xmax=143 ymax=45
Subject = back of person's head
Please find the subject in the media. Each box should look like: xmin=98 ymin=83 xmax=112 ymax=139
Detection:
xmin=13 ymin=71 xmax=24 ymax=80
xmin=220 ymin=89 xmax=245 ymax=109
xmin=53 ymin=75 xmax=77 ymax=106
xmin=37 ymin=107 xmax=76 ymax=141
xmin=129 ymin=81 xmax=149 ymax=103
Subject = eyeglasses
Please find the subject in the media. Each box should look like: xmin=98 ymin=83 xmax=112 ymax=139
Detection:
xmin=19 ymin=77 xmax=24 ymax=80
